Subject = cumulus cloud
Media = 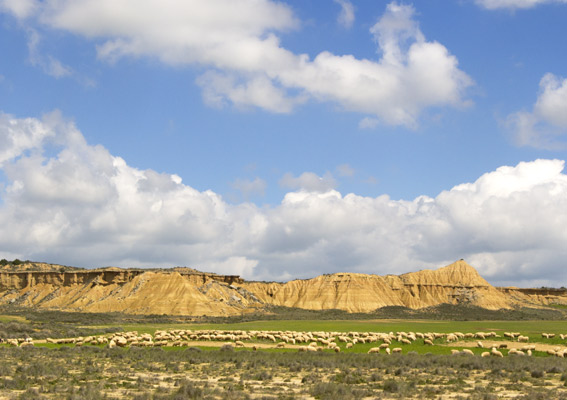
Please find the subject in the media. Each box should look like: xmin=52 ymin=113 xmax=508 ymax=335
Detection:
xmin=0 ymin=0 xmax=472 ymax=127
xmin=2 ymin=112 xmax=567 ymax=286
xmin=334 ymin=0 xmax=355 ymax=29
xmin=506 ymin=73 xmax=567 ymax=149
xmin=476 ymin=0 xmax=567 ymax=9
xmin=0 ymin=111 xmax=56 ymax=165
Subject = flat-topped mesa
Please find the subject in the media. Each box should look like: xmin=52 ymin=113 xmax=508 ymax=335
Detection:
xmin=0 ymin=262 xmax=243 ymax=292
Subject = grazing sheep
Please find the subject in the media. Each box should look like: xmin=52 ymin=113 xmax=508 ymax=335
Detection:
xmin=490 ymin=348 xmax=504 ymax=358
xmin=461 ymin=349 xmax=474 ymax=356
xmin=481 ymin=351 xmax=491 ymax=358
xmin=276 ymin=342 xmax=285 ymax=348
xmin=477 ymin=341 xmax=483 ymax=348
xmin=499 ymin=344 xmax=508 ymax=349
xmin=424 ymin=339 xmax=434 ymax=346
xmin=446 ymin=334 xmax=458 ymax=343
xmin=385 ymin=347 xmax=391 ymax=355
xmin=451 ymin=349 xmax=460 ymax=355
xmin=392 ymin=348 xmax=402 ymax=353
xmin=346 ymin=343 xmax=353 ymax=349
xmin=518 ymin=335 xmax=529 ymax=343
xmin=367 ymin=347 xmax=380 ymax=354
xmin=334 ymin=347 xmax=341 ymax=353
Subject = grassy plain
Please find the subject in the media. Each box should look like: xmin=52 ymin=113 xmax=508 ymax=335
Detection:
xmin=114 ymin=319 xmax=567 ymax=337
xmin=2 ymin=307 xmax=567 ymax=398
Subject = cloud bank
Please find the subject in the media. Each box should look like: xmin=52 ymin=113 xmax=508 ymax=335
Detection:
xmin=506 ymin=73 xmax=567 ymax=149
xmin=1 ymin=111 xmax=567 ymax=287
xmin=0 ymin=0 xmax=472 ymax=128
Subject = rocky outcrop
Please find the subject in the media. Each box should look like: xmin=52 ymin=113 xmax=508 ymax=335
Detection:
xmin=240 ymin=260 xmax=512 ymax=312
xmin=497 ymin=287 xmax=567 ymax=306
xmin=0 ymin=260 xmax=562 ymax=315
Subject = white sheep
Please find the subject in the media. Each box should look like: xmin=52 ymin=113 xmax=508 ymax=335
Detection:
xmin=490 ymin=347 xmax=504 ymax=358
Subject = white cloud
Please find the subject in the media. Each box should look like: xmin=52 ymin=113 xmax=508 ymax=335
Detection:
xmin=476 ymin=0 xmax=567 ymax=9
xmin=506 ymin=73 xmax=567 ymax=149
xmin=534 ymin=73 xmax=567 ymax=127
xmin=3 ymin=112 xmax=567 ymax=286
xmin=0 ymin=0 xmax=37 ymax=19
xmin=196 ymin=71 xmax=304 ymax=113
xmin=279 ymin=172 xmax=337 ymax=193
xmin=1 ymin=0 xmax=473 ymax=127
xmin=334 ymin=0 xmax=355 ymax=29
xmin=0 ymin=111 xmax=56 ymax=165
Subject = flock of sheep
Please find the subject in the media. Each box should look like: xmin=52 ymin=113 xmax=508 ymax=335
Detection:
xmin=3 ymin=329 xmax=567 ymax=357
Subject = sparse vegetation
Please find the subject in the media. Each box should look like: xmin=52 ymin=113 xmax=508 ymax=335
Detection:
xmin=0 ymin=345 xmax=566 ymax=399
xmin=2 ymin=308 xmax=567 ymax=398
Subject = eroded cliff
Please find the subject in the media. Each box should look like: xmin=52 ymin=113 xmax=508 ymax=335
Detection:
xmin=0 ymin=260 xmax=559 ymax=316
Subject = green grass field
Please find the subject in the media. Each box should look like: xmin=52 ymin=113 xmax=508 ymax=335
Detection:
xmin=111 ymin=319 xmax=567 ymax=337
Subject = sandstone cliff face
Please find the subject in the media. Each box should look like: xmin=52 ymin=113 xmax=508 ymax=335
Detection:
xmin=240 ymin=260 xmax=513 ymax=312
xmin=0 ymin=260 xmax=559 ymax=316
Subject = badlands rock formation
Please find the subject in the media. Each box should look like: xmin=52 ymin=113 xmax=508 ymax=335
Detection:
xmin=0 ymin=260 xmax=563 ymax=316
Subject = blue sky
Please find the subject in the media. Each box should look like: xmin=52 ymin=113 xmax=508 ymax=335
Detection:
xmin=1 ymin=0 xmax=567 ymax=286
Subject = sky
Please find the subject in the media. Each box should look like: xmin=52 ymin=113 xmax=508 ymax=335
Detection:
xmin=1 ymin=0 xmax=567 ymax=287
